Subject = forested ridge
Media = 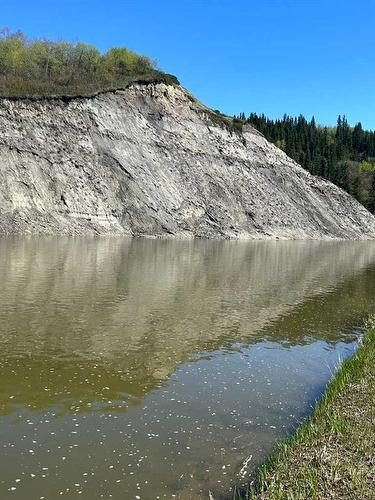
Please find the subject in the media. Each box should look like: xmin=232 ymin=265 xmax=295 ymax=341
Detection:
xmin=237 ymin=112 xmax=375 ymax=212
xmin=0 ymin=29 xmax=173 ymax=97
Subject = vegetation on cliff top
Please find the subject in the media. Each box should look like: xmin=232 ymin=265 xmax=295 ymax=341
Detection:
xmin=0 ymin=28 xmax=177 ymax=97
xmin=234 ymin=317 xmax=375 ymax=499
xmin=237 ymin=112 xmax=375 ymax=213
xmin=1 ymin=30 xmax=374 ymax=214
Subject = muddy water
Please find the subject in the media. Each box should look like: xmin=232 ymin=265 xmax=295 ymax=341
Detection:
xmin=0 ymin=238 xmax=375 ymax=499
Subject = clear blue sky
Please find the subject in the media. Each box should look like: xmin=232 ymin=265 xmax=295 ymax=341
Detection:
xmin=3 ymin=0 xmax=375 ymax=128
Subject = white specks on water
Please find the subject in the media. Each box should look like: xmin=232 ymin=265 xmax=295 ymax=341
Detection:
xmin=238 ymin=454 xmax=253 ymax=480
xmin=0 ymin=239 xmax=365 ymax=499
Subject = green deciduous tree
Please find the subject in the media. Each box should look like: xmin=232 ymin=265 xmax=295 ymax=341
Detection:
xmin=0 ymin=29 xmax=157 ymax=96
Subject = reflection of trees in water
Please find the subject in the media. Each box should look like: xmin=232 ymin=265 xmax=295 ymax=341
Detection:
xmin=0 ymin=238 xmax=375 ymax=414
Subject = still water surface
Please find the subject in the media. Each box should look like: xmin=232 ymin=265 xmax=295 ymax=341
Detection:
xmin=1 ymin=238 xmax=375 ymax=499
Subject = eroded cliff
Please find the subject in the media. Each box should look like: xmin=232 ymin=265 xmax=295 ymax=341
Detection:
xmin=0 ymin=82 xmax=374 ymax=238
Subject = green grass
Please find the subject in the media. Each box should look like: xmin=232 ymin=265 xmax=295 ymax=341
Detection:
xmin=234 ymin=317 xmax=375 ymax=500
xmin=0 ymin=71 xmax=180 ymax=99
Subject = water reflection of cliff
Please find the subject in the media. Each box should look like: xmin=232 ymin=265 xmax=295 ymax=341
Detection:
xmin=0 ymin=238 xmax=375 ymax=413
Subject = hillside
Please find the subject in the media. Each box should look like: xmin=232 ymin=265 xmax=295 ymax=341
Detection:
xmin=243 ymin=112 xmax=375 ymax=212
xmin=0 ymin=80 xmax=375 ymax=238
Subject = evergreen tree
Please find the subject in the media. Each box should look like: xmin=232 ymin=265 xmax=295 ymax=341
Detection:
xmin=246 ymin=112 xmax=375 ymax=212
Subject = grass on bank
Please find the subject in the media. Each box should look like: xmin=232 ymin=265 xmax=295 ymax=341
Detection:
xmin=233 ymin=317 xmax=375 ymax=500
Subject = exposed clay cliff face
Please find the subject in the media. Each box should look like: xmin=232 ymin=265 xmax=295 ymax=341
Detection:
xmin=0 ymin=82 xmax=374 ymax=238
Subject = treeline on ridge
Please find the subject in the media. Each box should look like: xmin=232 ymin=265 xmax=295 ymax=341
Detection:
xmin=0 ymin=28 xmax=166 ymax=96
xmin=235 ymin=112 xmax=375 ymax=212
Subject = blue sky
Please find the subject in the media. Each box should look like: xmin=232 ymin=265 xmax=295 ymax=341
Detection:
xmin=3 ymin=0 xmax=375 ymax=128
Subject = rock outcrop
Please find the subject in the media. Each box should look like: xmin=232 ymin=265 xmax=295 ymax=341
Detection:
xmin=0 ymin=81 xmax=374 ymax=238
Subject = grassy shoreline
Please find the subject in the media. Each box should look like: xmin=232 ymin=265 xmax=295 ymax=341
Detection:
xmin=234 ymin=317 xmax=375 ymax=500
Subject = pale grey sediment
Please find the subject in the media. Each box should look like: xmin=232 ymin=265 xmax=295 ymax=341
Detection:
xmin=0 ymin=82 xmax=374 ymax=238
